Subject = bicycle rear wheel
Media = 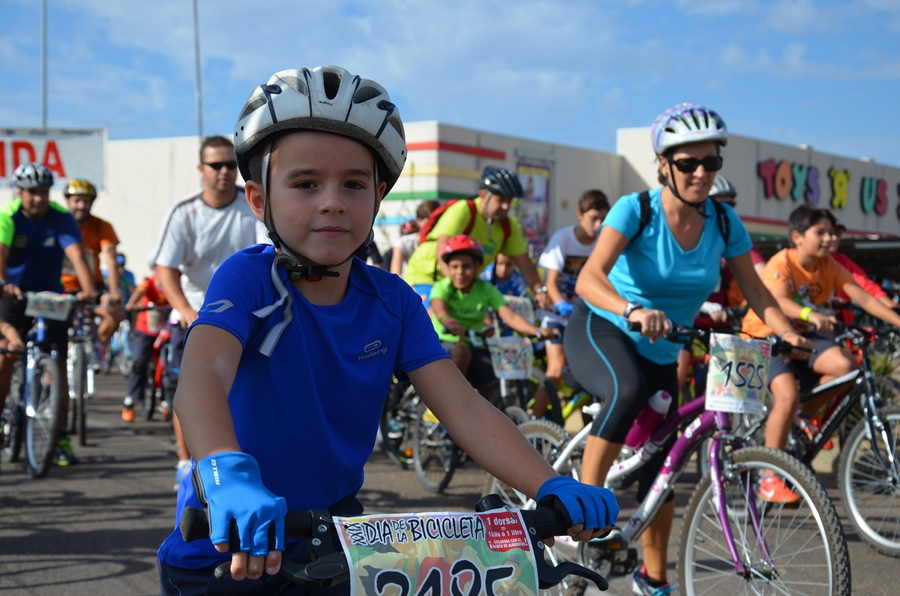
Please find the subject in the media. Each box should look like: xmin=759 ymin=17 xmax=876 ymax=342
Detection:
xmin=1 ymin=361 xmax=25 ymax=463
xmin=25 ymin=354 xmax=64 ymax=477
xmin=837 ymin=404 xmax=900 ymax=558
xmin=678 ymin=446 xmax=850 ymax=596
xmin=140 ymin=360 xmax=157 ymax=421
xmin=412 ymin=403 xmax=459 ymax=493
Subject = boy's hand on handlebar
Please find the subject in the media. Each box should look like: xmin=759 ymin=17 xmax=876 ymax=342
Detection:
xmin=76 ymin=289 xmax=99 ymax=304
xmin=441 ymin=318 xmax=465 ymax=337
xmin=536 ymin=476 xmax=619 ymax=542
xmin=628 ymin=308 xmax=670 ymax=342
xmin=538 ymin=327 xmax=559 ymax=340
xmin=1 ymin=283 xmax=23 ymax=301
xmin=710 ymin=309 xmax=728 ymax=323
xmin=808 ymin=312 xmax=837 ymax=333
xmin=780 ymin=330 xmax=814 ymax=361
xmin=193 ymin=452 xmax=287 ymax=581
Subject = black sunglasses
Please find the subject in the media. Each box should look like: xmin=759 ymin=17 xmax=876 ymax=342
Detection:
xmin=203 ymin=161 xmax=238 ymax=171
xmin=667 ymin=155 xmax=723 ymax=174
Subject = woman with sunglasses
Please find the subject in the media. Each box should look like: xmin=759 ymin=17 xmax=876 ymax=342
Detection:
xmin=565 ymin=103 xmax=810 ymax=595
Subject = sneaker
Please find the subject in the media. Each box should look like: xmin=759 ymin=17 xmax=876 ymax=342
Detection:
xmin=800 ymin=414 xmax=834 ymax=450
xmin=122 ymin=406 xmax=135 ymax=422
xmin=632 ymin=566 xmax=676 ymax=595
xmin=758 ymin=475 xmax=800 ymax=504
xmin=54 ymin=437 xmax=79 ymax=466
xmin=174 ymin=459 xmax=192 ymax=491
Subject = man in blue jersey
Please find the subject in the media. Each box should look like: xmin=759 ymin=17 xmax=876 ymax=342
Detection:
xmin=0 ymin=163 xmax=98 ymax=466
xmin=157 ymin=66 xmax=619 ymax=596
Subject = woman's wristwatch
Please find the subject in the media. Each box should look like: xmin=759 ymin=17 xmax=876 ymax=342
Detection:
xmin=622 ymin=301 xmax=643 ymax=320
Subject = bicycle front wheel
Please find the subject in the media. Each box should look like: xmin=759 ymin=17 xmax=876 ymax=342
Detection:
xmin=378 ymin=384 xmax=417 ymax=469
xmin=678 ymin=446 xmax=850 ymax=596
xmin=837 ymin=404 xmax=900 ymax=558
xmin=1 ymin=361 xmax=25 ymax=463
xmin=412 ymin=403 xmax=459 ymax=494
xmin=25 ymin=354 xmax=64 ymax=477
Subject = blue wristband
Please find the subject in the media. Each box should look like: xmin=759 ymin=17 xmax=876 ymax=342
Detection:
xmin=536 ymin=475 xmax=619 ymax=531
xmin=193 ymin=452 xmax=287 ymax=555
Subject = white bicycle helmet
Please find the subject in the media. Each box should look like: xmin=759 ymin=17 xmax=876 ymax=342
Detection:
xmin=14 ymin=162 xmax=54 ymax=190
xmin=709 ymin=175 xmax=737 ymax=198
xmin=234 ymin=66 xmax=406 ymax=192
xmin=651 ymin=103 xmax=728 ymax=155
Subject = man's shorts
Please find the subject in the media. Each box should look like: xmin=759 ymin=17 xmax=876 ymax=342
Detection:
xmin=768 ymin=331 xmax=841 ymax=388
xmin=0 ymin=298 xmax=69 ymax=350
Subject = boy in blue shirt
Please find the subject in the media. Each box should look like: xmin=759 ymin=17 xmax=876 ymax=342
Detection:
xmin=157 ymin=66 xmax=618 ymax=595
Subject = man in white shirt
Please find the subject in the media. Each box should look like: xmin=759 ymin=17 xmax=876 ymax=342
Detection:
xmin=148 ymin=135 xmax=269 ymax=489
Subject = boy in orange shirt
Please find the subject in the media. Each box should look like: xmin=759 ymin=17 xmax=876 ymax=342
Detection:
xmin=742 ymin=204 xmax=900 ymax=502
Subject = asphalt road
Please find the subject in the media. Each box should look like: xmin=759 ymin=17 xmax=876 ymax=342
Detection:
xmin=1 ymin=373 xmax=897 ymax=595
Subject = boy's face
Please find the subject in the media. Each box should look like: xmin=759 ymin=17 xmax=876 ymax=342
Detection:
xmin=447 ymin=254 xmax=479 ymax=291
xmin=793 ymin=220 xmax=835 ymax=258
xmin=576 ymin=208 xmax=606 ymax=238
xmin=18 ymin=187 xmax=51 ymax=219
xmin=249 ymin=131 xmax=385 ymax=267
xmin=493 ymin=254 xmax=514 ymax=281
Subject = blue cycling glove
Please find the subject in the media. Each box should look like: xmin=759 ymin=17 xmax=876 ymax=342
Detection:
xmin=555 ymin=301 xmax=574 ymax=318
xmin=536 ymin=476 xmax=619 ymax=530
xmin=192 ymin=451 xmax=287 ymax=556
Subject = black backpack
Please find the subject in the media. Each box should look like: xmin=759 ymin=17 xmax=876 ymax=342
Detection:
xmin=630 ymin=190 xmax=731 ymax=244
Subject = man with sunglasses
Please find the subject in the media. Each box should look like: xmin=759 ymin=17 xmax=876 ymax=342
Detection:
xmin=148 ymin=135 xmax=269 ymax=488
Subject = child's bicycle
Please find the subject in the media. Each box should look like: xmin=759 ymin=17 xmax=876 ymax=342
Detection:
xmin=1 ymin=292 xmax=76 ymax=477
xmin=132 ymin=303 xmax=175 ymax=421
xmin=179 ymin=494 xmax=610 ymax=594
xmin=738 ymin=322 xmax=900 ymax=559
xmin=410 ymin=328 xmax=545 ymax=493
xmin=484 ymin=322 xmax=851 ymax=596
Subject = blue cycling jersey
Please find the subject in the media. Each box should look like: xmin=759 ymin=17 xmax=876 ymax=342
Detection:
xmin=158 ymin=244 xmax=447 ymax=568
xmin=586 ymin=188 xmax=753 ymax=364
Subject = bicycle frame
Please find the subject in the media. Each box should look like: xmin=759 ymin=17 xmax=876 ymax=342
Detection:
xmin=552 ymin=394 xmax=770 ymax=576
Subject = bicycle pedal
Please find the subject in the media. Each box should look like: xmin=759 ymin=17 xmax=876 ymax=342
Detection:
xmin=609 ymin=548 xmax=638 ymax=576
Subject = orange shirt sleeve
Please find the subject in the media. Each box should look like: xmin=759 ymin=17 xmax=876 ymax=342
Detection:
xmin=97 ymin=218 xmax=119 ymax=247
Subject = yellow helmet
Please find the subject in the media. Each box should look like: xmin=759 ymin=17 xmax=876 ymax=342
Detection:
xmin=65 ymin=179 xmax=97 ymax=198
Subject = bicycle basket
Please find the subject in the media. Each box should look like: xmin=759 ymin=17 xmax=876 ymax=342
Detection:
xmin=486 ymin=336 xmax=533 ymax=380
xmin=24 ymin=292 xmax=76 ymax=322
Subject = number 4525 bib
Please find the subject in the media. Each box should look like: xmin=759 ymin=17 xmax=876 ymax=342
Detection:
xmin=705 ymin=333 xmax=771 ymax=415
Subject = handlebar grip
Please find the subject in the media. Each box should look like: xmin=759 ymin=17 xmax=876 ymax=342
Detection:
xmin=180 ymin=507 xmax=316 ymax=546
xmin=521 ymin=506 xmax=570 ymax=539
xmin=627 ymin=321 xmax=641 ymax=332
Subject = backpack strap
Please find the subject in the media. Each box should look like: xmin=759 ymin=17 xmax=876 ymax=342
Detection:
xmin=710 ymin=198 xmax=731 ymax=245
xmin=462 ymin=200 xmax=478 ymax=236
xmin=630 ymin=190 xmax=653 ymax=242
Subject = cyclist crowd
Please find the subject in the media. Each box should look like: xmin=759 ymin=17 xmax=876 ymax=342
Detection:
xmin=1 ymin=64 xmax=898 ymax=596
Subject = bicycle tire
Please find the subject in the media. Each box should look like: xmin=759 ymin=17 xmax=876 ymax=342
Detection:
xmin=678 ymin=446 xmax=850 ymax=596
xmin=839 ymin=376 xmax=900 ymax=447
xmin=141 ymin=360 xmax=157 ymax=421
xmin=378 ymin=384 xmax=417 ymax=469
xmin=1 ymin=360 xmax=25 ymax=463
xmin=71 ymin=344 xmax=88 ymax=446
xmin=412 ymin=403 xmax=459 ymax=494
xmin=25 ymin=354 xmax=64 ymax=478
xmin=837 ymin=404 xmax=900 ymax=558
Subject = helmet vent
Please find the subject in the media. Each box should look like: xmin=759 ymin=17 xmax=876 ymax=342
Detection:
xmin=280 ymin=75 xmax=308 ymax=95
xmin=353 ymin=86 xmax=381 ymax=104
xmin=322 ymin=71 xmax=342 ymax=100
xmin=388 ymin=115 xmax=405 ymax=140
xmin=239 ymin=96 xmax=267 ymax=121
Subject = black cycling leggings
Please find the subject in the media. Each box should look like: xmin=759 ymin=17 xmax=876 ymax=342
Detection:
xmin=564 ymin=300 xmax=678 ymax=502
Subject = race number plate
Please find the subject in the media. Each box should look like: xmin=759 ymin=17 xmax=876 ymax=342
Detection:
xmin=705 ymin=333 xmax=771 ymax=415
xmin=24 ymin=292 xmax=76 ymax=322
xmin=334 ymin=510 xmax=539 ymax=596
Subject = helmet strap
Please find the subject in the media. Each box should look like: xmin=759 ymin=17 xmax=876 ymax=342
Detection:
xmin=259 ymin=141 xmax=377 ymax=282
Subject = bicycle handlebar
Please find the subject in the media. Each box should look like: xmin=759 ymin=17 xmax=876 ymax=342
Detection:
xmin=626 ymin=321 xmax=810 ymax=357
xmin=179 ymin=496 xmax=609 ymax=591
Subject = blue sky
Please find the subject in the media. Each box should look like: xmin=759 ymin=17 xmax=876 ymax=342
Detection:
xmin=2 ymin=0 xmax=899 ymax=165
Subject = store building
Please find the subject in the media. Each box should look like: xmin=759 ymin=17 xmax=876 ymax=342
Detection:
xmin=3 ymin=122 xmax=899 ymax=280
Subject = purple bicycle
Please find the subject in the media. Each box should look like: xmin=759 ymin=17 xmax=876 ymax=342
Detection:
xmin=486 ymin=322 xmax=851 ymax=596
